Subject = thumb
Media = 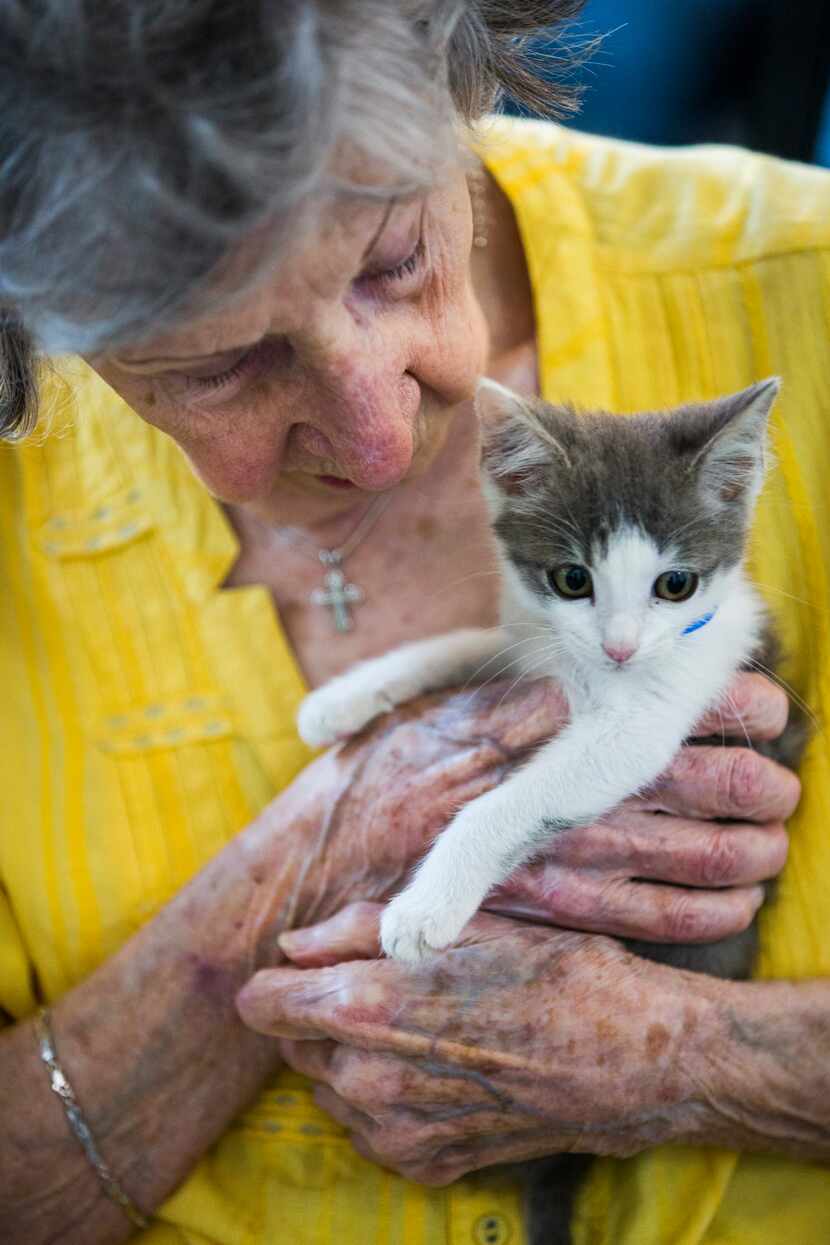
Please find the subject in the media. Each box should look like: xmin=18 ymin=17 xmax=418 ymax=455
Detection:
xmin=278 ymin=901 xmax=384 ymax=967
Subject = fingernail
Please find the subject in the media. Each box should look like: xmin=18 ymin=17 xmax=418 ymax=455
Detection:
xmin=278 ymin=929 xmax=316 ymax=956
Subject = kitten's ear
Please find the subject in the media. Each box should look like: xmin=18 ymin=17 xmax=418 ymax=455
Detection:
xmin=476 ymin=378 xmax=570 ymax=496
xmin=689 ymin=378 xmax=780 ymax=508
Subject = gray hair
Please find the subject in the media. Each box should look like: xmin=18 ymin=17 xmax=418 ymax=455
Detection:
xmin=0 ymin=0 xmax=587 ymax=439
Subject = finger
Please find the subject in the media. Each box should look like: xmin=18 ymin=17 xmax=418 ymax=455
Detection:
xmin=240 ymin=913 xmax=548 ymax=1054
xmin=315 ymin=1078 xmax=529 ymax=1162
xmin=237 ymin=958 xmax=441 ymax=1054
xmin=692 ymin=673 xmax=789 ymax=741
xmin=311 ymin=1086 xmax=444 ymax=1178
xmin=513 ymin=874 xmax=766 ymax=944
xmin=497 ymin=812 xmax=789 ymax=893
xmin=236 ymin=964 xmax=385 ymax=1040
xmin=277 ymin=1038 xmax=338 ymax=1080
xmin=398 ymin=1127 xmax=579 ymax=1186
xmin=314 ymin=1084 xmax=377 ymax=1135
xmin=638 ymin=746 xmax=801 ymax=822
xmin=279 ymin=902 xmax=383 ymax=967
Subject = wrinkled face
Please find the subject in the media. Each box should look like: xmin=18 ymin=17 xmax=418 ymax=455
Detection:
xmin=92 ymin=165 xmax=488 ymax=524
xmin=501 ymin=524 xmax=728 ymax=672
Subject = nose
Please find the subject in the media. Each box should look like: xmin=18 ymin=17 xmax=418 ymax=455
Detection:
xmin=324 ymin=376 xmax=420 ymax=490
xmin=296 ymin=321 xmax=421 ymax=491
xmin=603 ymin=641 xmax=637 ymax=665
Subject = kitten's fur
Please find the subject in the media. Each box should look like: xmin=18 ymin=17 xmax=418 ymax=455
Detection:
xmin=298 ymin=378 xmax=806 ymax=1245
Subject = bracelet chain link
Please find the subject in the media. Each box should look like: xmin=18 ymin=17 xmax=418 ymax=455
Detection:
xmin=34 ymin=1006 xmax=150 ymax=1230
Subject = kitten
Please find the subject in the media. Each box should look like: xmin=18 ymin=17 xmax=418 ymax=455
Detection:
xmin=299 ymin=376 xmax=802 ymax=968
xmin=299 ymin=377 xmax=807 ymax=1245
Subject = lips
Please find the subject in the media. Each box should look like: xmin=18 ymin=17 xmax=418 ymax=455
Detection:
xmin=317 ymin=475 xmax=357 ymax=490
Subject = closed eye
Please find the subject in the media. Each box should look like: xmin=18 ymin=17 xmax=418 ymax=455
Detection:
xmin=175 ymin=337 xmax=289 ymax=395
xmin=358 ymin=238 xmax=426 ymax=289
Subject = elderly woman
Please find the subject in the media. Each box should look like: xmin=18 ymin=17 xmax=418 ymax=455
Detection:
xmin=0 ymin=3 xmax=827 ymax=1244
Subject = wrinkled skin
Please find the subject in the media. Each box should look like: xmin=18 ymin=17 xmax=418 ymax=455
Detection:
xmin=237 ymin=903 xmax=734 ymax=1184
xmin=235 ymin=673 xmax=802 ymax=1183
xmin=246 ymin=671 xmax=795 ymax=954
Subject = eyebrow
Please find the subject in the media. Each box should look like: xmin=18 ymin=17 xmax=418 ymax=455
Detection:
xmin=116 ymin=340 xmax=261 ymax=368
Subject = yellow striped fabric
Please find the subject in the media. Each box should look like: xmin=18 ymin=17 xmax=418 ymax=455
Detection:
xmin=1 ymin=116 xmax=829 ymax=1243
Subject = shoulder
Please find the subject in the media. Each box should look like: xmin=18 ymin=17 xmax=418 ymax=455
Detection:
xmin=478 ymin=115 xmax=830 ymax=273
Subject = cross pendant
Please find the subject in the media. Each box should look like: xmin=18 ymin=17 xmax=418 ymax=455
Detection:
xmin=309 ymin=567 xmax=364 ymax=632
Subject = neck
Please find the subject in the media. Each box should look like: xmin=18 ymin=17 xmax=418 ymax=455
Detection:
xmin=224 ymin=491 xmax=376 ymax=553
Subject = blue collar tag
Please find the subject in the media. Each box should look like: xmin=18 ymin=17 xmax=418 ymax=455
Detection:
xmin=682 ymin=609 xmax=717 ymax=637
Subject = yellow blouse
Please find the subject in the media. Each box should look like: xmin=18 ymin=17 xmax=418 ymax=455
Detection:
xmin=1 ymin=116 xmax=829 ymax=1244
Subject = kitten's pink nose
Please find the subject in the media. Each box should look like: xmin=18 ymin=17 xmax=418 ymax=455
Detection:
xmin=603 ymin=641 xmax=637 ymax=665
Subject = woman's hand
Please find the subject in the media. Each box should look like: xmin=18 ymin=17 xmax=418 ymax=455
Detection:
xmin=242 ymin=676 xmax=571 ymax=950
xmin=245 ymin=671 xmax=798 ymax=953
xmin=487 ymin=671 xmax=799 ymax=944
xmin=237 ymin=902 xmax=726 ymax=1183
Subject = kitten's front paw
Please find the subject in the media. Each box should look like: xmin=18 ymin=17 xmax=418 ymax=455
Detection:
xmin=380 ymin=893 xmax=471 ymax=965
xmin=297 ymin=682 xmax=396 ymax=748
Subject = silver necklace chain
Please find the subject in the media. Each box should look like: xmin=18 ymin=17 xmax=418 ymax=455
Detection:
xmin=270 ymin=492 xmax=393 ymax=633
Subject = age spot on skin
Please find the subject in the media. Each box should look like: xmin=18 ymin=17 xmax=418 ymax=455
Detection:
xmin=681 ymin=1006 xmax=700 ymax=1038
xmin=595 ymin=1018 xmax=619 ymax=1045
xmin=144 ymin=391 xmax=156 ymax=407
xmin=646 ymin=1023 xmax=671 ymax=1058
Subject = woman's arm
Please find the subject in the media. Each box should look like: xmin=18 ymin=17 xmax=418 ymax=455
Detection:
xmin=0 ymin=678 xmax=574 ymax=1244
xmin=687 ymin=974 xmax=830 ymax=1159
xmin=0 ymin=819 xmax=287 ymax=1245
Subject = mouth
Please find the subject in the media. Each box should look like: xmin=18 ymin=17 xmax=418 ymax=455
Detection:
xmin=316 ymin=475 xmax=359 ymax=491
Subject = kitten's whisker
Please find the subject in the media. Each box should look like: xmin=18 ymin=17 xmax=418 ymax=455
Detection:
xmin=742 ymin=658 xmax=820 ymax=732
xmin=431 ymin=569 xmax=504 ymax=598
xmin=491 ymin=644 xmax=569 ymax=707
xmin=709 ymin=706 xmax=729 ymax=748
xmin=717 ymin=693 xmax=754 ymax=750
xmin=459 ymin=633 xmax=564 ymax=690
xmin=750 ymin=580 xmax=823 ymax=612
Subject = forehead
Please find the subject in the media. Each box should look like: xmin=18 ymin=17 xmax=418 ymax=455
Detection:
xmin=495 ymin=412 xmax=744 ymax=570
xmin=116 ymin=194 xmax=401 ymax=362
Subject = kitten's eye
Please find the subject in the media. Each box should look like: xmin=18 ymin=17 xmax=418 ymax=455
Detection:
xmin=654 ymin=571 xmax=699 ymax=602
xmin=549 ymin=564 xmax=593 ymax=600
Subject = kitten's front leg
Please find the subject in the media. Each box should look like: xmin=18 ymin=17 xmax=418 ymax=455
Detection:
xmin=379 ymin=767 xmax=562 ymax=963
xmin=381 ymin=710 xmax=686 ymax=964
xmin=298 ymin=627 xmax=513 ymax=748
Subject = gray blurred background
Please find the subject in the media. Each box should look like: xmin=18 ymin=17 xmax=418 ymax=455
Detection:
xmin=506 ymin=0 xmax=830 ymax=166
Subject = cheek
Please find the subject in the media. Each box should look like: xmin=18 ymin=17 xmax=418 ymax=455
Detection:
xmin=103 ymin=367 xmax=291 ymax=504
xmin=557 ymin=606 xmax=597 ymax=644
xmin=175 ymin=423 xmax=285 ymax=502
xmin=541 ymin=598 xmax=584 ymax=635
xmin=641 ymin=612 xmax=680 ymax=651
xmin=434 ymin=289 xmax=489 ymax=398
xmin=414 ymin=240 xmax=489 ymax=403
xmin=160 ymin=383 xmax=292 ymax=503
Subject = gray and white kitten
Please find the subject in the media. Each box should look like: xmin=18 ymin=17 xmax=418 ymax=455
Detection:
xmin=300 ymin=376 xmax=802 ymax=970
xmin=299 ymin=378 xmax=807 ymax=1245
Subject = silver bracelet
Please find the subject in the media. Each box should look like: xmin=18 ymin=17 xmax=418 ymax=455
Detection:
xmin=34 ymin=1007 xmax=150 ymax=1231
